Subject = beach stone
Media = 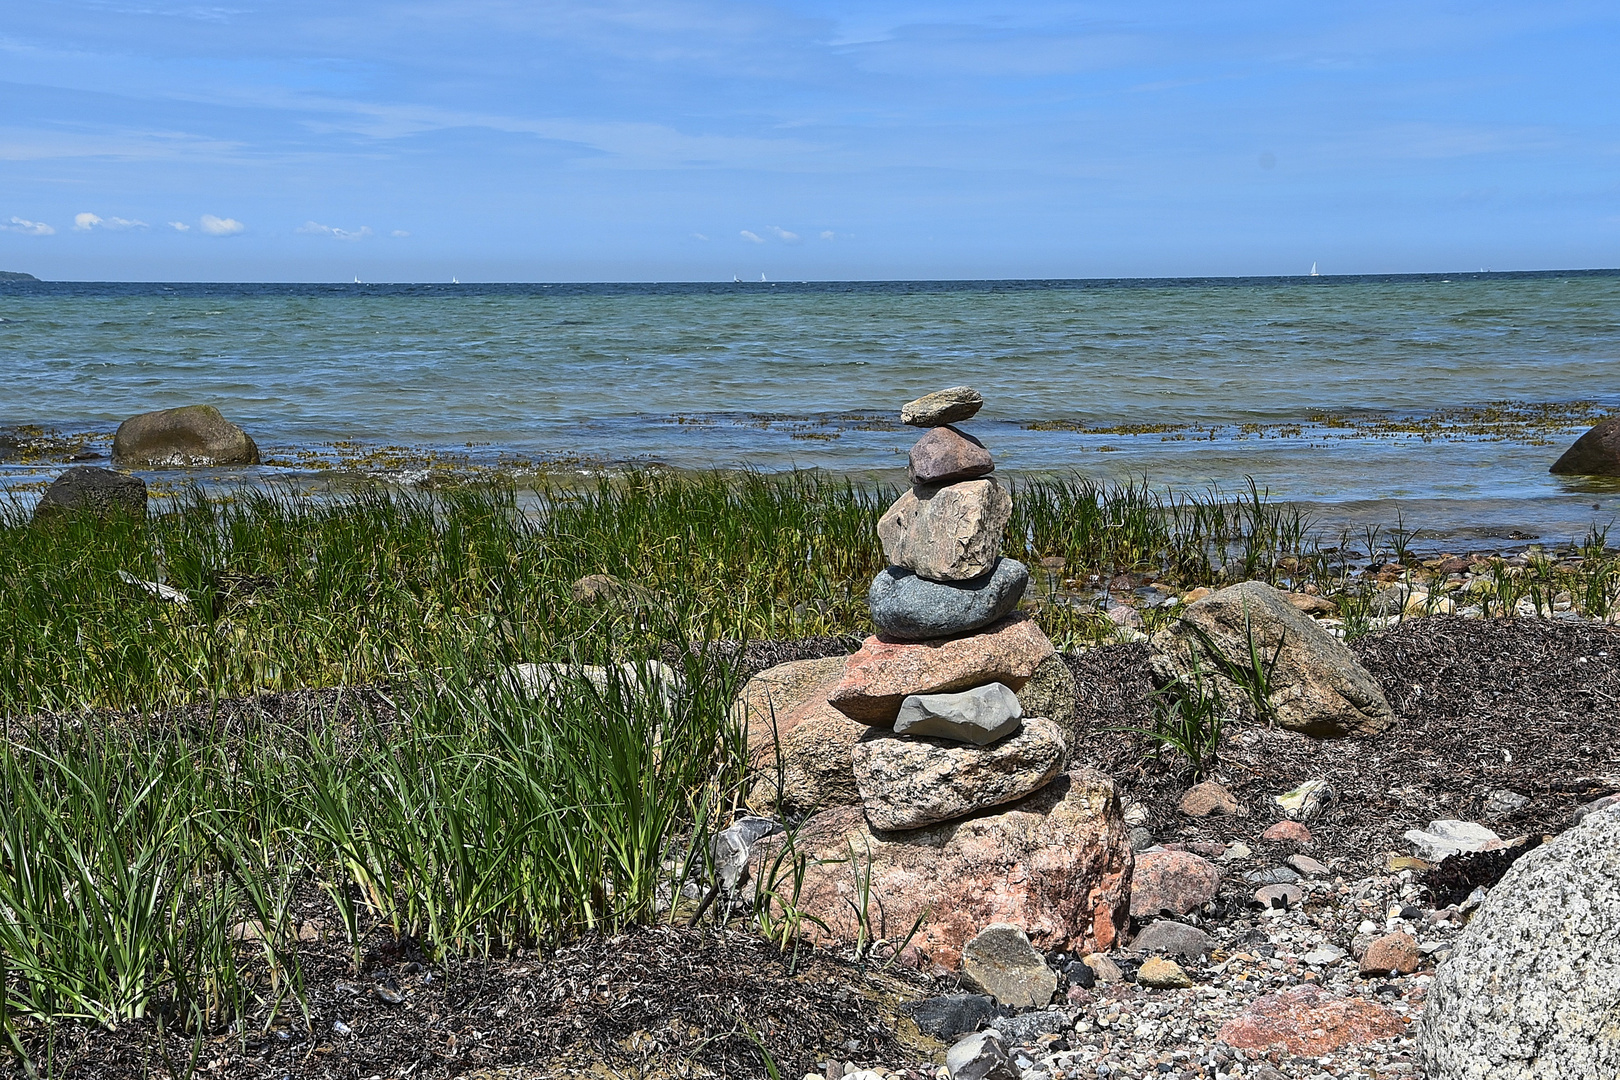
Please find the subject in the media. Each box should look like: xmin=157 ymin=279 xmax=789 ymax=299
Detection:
xmin=570 ymin=572 xmax=649 ymax=606
xmin=745 ymin=702 xmax=865 ymax=815
xmin=908 ymin=994 xmax=1004 ymax=1041
xmin=878 ymin=478 xmax=1011 ymax=583
xmin=944 ymin=1030 xmax=1018 ymax=1080
xmin=908 ymin=424 xmax=994 ymax=485
xmin=1013 ymin=653 xmax=1079 ymax=740
xmin=1359 ymin=932 xmax=1419 ymax=977
xmin=1404 ymin=819 xmax=1501 ymax=862
xmin=731 ymin=656 xmax=850 ymax=765
xmin=1287 ymin=853 xmax=1330 ymax=877
xmin=1219 ymin=986 xmax=1407 ymax=1056
xmin=901 ymin=385 xmax=984 ymax=427
xmin=1130 ymin=850 xmax=1221 ymax=917
xmin=1418 ymin=804 xmax=1620 ymax=1078
xmin=868 ymin=558 xmax=1028 ymax=641
xmin=828 ymin=614 xmax=1055 ymax=725
xmin=1136 ymin=957 xmax=1193 ymax=989
xmin=1131 ymin=920 xmax=1211 ymax=960
xmin=1254 ymin=883 xmax=1303 ymax=910
xmin=1178 ymin=780 xmax=1238 ymax=817
xmin=112 ymin=404 xmax=260 ymax=468
xmin=32 ymin=466 xmax=147 ymax=522
xmin=893 ymin=682 xmax=1023 ymax=745
xmin=1262 ymin=820 xmax=1314 ymax=844
xmin=1149 ymin=580 xmax=1394 ymax=737
xmin=961 ymin=923 xmax=1058 ymax=1008
xmin=752 ymin=768 xmax=1132 ymax=969
xmin=1550 ymin=416 xmax=1620 ymax=476
xmin=1274 ymin=778 xmax=1333 ymax=822
xmin=852 ymin=718 xmax=1066 ymax=830
xmin=1083 ymin=952 xmax=1124 ymax=984
xmin=1572 ymin=793 xmax=1620 ymax=825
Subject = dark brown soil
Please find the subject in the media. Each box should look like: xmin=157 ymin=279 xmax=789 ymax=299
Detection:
xmin=1063 ymin=616 xmax=1620 ymax=874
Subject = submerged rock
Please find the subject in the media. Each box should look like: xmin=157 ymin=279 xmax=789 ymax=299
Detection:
xmin=112 ymin=404 xmax=260 ymax=468
xmin=1550 ymin=416 xmax=1620 ymax=476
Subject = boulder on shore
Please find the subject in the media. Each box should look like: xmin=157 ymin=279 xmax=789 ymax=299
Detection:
xmin=32 ymin=466 xmax=148 ymax=522
xmin=729 ymin=656 xmax=850 ymax=765
xmin=112 ymin=405 xmax=260 ymax=468
xmin=868 ymin=558 xmax=1028 ymax=642
xmin=752 ymin=768 xmax=1132 ymax=969
xmin=1417 ymin=805 xmax=1620 ymax=1078
xmin=745 ymin=698 xmax=866 ymax=816
xmin=1549 ymin=416 xmax=1620 ymax=476
xmin=827 ymin=614 xmax=1056 ymax=725
xmin=1149 ymin=580 xmax=1393 ymax=738
xmin=877 ymin=477 xmax=1011 ymax=583
xmin=852 ymin=717 xmax=1066 ymax=830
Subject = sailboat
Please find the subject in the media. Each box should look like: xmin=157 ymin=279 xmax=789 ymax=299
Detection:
xmin=1309 ymin=262 xmax=1320 ymax=277
xmin=733 ymin=274 xmax=741 ymax=282
xmin=451 ymin=277 xmax=459 ymax=284
xmin=353 ymin=274 xmax=362 ymax=284
xmin=760 ymin=272 xmax=768 ymax=282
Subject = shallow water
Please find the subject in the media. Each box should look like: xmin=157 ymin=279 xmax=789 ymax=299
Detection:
xmin=3 ymin=272 xmax=1618 ymax=545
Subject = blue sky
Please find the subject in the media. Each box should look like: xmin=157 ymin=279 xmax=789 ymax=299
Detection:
xmin=1 ymin=1 xmax=1616 ymax=281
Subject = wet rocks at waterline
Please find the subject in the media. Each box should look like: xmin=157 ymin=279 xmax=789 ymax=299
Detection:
xmin=741 ymin=386 xmax=1132 ymax=972
xmin=112 ymin=404 xmax=261 ymax=468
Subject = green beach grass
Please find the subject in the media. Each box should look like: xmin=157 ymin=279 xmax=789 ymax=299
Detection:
xmin=3 ymin=469 xmax=1618 ymax=1067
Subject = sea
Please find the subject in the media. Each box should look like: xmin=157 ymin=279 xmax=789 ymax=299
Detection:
xmin=3 ymin=271 xmax=1619 ymax=549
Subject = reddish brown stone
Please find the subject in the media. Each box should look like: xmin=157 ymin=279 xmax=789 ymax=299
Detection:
xmin=753 ymin=769 xmax=1132 ymax=969
xmin=1130 ymin=850 xmax=1221 ymax=918
xmin=827 ymin=614 xmax=1055 ymax=725
xmin=1217 ymin=986 xmax=1407 ymax=1056
xmin=908 ymin=424 xmax=994 ymax=486
xmin=1262 ymin=821 xmax=1314 ymax=844
xmin=730 ymin=656 xmax=849 ymax=766
xmin=1178 ymin=780 xmax=1239 ymax=817
xmin=1359 ymin=932 xmax=1420 ymax=977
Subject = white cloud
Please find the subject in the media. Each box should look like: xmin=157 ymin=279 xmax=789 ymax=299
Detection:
xmin=297 ymin=221 xmax=372 ymax=240
xmin=168 ymin=221 xmax=191 ymax=232
xmin=820 ymin=230 xmax=836 ymax=240
xmin=2 ymin=216 xmax=54 ymax=236
xmin=768 ymin=225 xmax=801 ymax=244
xmin=691 ymin=232 xmax=710 ymax=241
xmin=75 ymin=212 xmax=147 ymax=231
xmin=390 ymin=229 xmax=410 ymax=238
xmin=200 ymin=214 xmax=244 ymax=236
xmin=740 ymin=229 xmax=764 ymax=243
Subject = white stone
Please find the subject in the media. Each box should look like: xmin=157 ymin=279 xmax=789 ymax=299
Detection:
xmin=1404 ymin=820 xmax=1501 ymax=862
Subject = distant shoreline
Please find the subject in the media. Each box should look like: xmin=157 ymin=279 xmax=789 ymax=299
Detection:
xmin=0 ymin=270 xmax=39 ymax=282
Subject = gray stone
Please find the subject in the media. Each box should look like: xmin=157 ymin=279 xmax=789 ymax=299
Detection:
xmin=961 ymin=923 xmax=1058 ymax=1008
xmin=945 ymin=1029 xmax=1018 ymax=1080
xmin=1482 ymin=789 xmax=1530 ymax=818
xmin=1014 ymin=653 xmax=1079 ymax=741
xmin=878 ymin=478 xmax=1011 ymax=583
xmin=1245 ymin=866 xmax=1302 ymax=885
xmin=1550 ymin=416 xmax=1620 ymax=476
xmin=111 ymin=404 xmax=260 ymax=468
xmin=1128 ymin=827 xmax=1155 ymax=852
xmin=992 ymin=1009 xmax=1070 ymax=1045
xmin=1573 ymin=793 xmax=1620 ymax=826
xmin=894 ymin=682 xmax=1023 ymax=745
xmin=868 ymin=558 xmax=1029 ymax=641
xmin=909 ymin=424 xmax=994 ymax=485
xmin=1404 ymin=820 xmax=1501 ymax=862
xmin=710 ymin=816 xmax=782 ymax=891
xmin=1287 ymin=854 xmax=1331 ymax=877
xmin=1418 ymin=804 xmax=1620 ymax=1076
xmin=1274 ymin=778 xmax=1333 ymax=822
xmin=902 ymin=386 xmax=984 ymax=428
xmin=852 ymin=718 xmax=1067 ymax=831
xmin=1131 ymin=920 xmax=1211 ymax=960
xmin=907 ymin=994 xmax=1006 ymax=1040
xmin=1149 ymin=581 xmax=1393 ymax=738
xmin=32 ymin=466 xmax=147 ymax=522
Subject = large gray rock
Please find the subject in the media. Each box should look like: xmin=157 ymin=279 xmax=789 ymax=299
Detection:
xmin=32 ymin=466 xmax=147 ymax=522
xmin=878 ymin=478 xmax=1011 ymax=583
xmin=868 ymin=558 xmax=1028 ymax=641
xmin=112 ymin=405 xmax=260 ymax=468
xmin=852 ymin=717 xmax=1066 ymax=830
xmin=909 ymin=424 xmax=994 ymax=485
xmin=1149 ymin=580 xmax=1393 ymax=738
xmin=1417 ymin=806 xmax=1620 ymax=1078
xmin=902 ymin=386 xmax=984 ymax=427
xmin=1550 ymin=417 xmax=1620 ymax=476
xmin=894 ymin=682 xmax=1023 ymax=745
xmin=961 ymin=923 xmax=1058 ymax=1008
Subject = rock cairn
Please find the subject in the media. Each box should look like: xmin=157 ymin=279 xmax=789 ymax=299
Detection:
xmin=829 ymin=386 xmax=1064 ymax=831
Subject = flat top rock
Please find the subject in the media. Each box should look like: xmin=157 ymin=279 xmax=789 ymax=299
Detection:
xmin=894 ymin=681 xmax=1023 ymax=745
xmin=901 ymin=386 xmax=983 ymax=427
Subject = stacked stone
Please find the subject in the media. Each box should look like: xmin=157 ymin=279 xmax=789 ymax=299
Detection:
xmin=827 ymin=386 xmax=1066 ymax=832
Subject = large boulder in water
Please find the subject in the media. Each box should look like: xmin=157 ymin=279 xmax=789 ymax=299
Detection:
xmin=112 ymin=405 xmax=260 ymax=468
xmin=1550 ymin=417 xmax=1620 ymax=476
xmin=1417 ymin=805 xmax=1620 ymax=1078
xmin=33 ymin=466 xmax=147 ymax=522
xmin=1149 ymin=580 xmax=1392 ymax=738
xmin=753 ymin=768 xmax=1132 ymax=969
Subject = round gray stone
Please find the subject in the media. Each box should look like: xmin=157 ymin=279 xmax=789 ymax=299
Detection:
xmin=869 ymin=558 xmax=1029 ymax=641
xmin=33 ymin=466 xmax=148 ymax=522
